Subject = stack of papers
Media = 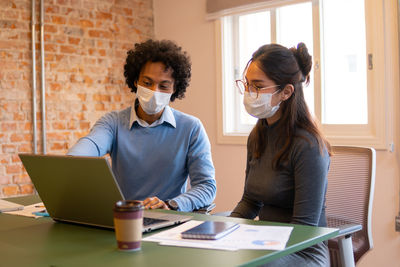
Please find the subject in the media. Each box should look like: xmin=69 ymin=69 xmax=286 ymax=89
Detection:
xmin=143 ymin=220 xmax=293 ymax=251
xmin=3 ymin=202 xmax=47 ymax=218
xmin=0 ymin=199 xmax=24 ymax=212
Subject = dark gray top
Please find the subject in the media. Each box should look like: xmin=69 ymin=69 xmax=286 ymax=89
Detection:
xmin=231 ymin=121 xmax=330 ymax=227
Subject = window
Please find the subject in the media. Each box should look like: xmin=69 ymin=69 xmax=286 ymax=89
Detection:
xmin=216 ymin=0 xmax=388 ymax=149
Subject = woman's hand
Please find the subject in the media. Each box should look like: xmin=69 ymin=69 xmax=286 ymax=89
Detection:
xmin=143 ymin=196 xmax=169 ymax=210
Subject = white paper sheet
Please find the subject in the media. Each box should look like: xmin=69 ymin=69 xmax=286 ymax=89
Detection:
xmin=3 ymin=202 xmax=46 ymax=218
xmin=143 ymin=220 xmax=293 ymax=251
xmin=0 ymin=199 xmax=24 ymax=212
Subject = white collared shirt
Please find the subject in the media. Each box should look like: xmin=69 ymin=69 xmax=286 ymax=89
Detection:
xmin=129 ymin=100 xmax=176 ymax=128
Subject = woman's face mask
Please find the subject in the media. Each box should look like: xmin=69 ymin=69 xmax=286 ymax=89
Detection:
xmin=136 ymin=85 xmax=172 ymax=115
xmin=243 ymin=90 xmax=281 ymax=119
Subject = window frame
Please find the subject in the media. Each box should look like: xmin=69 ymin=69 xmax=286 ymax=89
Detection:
xmin=216 ymin=0 xmax=390 ymax=150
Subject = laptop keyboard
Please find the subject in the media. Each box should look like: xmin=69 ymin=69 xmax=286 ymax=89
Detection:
xmin=143 ymin=217 xmax=168 ymax=226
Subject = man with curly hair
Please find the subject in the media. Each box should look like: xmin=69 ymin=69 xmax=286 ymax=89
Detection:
xmin=68 ymin=39 xmax=216 ymax=212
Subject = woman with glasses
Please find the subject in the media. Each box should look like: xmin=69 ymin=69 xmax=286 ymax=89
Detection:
xmin=231 ymin=43 xmax=331 ymax=267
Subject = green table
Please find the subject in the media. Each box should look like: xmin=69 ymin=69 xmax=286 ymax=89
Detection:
xmin=0 ymin=195 xmax=338 ymax=267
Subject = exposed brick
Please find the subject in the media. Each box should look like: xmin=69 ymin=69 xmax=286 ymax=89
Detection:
xmin=51 ymin=142 xmax=68 ymax=150
xmin=60 ymin=45 xmax=77 ymax=54
xmin=18 ymin=143 xmax=31 ymax=153
xmin=67 ymin=120 xmax=78 ymax=130
xmin=0 ymin=60 xmax=17 ymax=69
xmin=13 ymin=173 xmax=31 ymax=184
xmin=0 ymin=176 xmax=11 ymax=185
xmin=113 ymin=95 xmax=122 ymax=102
xmin=52 ymin=15 xmax=67 ymax=24
xmin=45 ymin=53 xmax=55 ymax=61
xmin=0 ymin=155 xmax=9 ymax=164
xmin=46 ymin=5 xmax=60 ymax=14
xmin=44 ymin=24 xmax=58 ymax=33
xmin=79 ymin=121 xmax=91 ymax=130
xmin=74 ymin=131 xmax=89 ymax=140
xmin=10 ymin=133 xmax=23 ymax=142
xmin=68 ymin=37 xmax=80 ymax=45
xmin=13 ymin=112 xmax=25 ymax=121
xmin=96 ymin=12 xmax=113 ymax=20
xmin=99 ymin=49 xmax=106 ymax=56
xmin=88 ymin=30 xmax=112 ymax=39
xmin=2 ymin=122 xmax=17 ymax=132
xmin=6 ymin=164 xmax=20 ymax=174
xmin=52 ymin=122 xmax=66 ymax=130
xmin=93 ymin=94 xmax=111 ymax=102
xmin=20 ymin=184 xmax=34 ymax=195
xmin=0 ymin=133 xmax=7 ymax=143
xmin=53 ymin=34 xmax=67 ymax=44
xmin=50 ymin=82 xmax=62 ymax=91
xmin=45 ymin=43 xmax=58 ymax=52
xmin=11 ymin=154 xmax=20 ymax=163
xmin=48 ymin=132 xmax=69 ymax=141
xmin=3 ymin=144 xmax=16 ymax=154
xmin=57 ymin=0 xmax=69 ymax=5
xmin=3 ymin=185 xmax=20 ymax=196
xmin=0 ymin=20 xmax=17 ymax=29
xmin=79 ymin=19 xmax=94 ymax=28
xmin=0 ymin=0 xmax=154 ymax=197
xmin=63 ymin=27 xmax=84 ymax=36
xmin=70 ymin=0 xmax=80 ymax=8
xmin=77 ymin=93 xmax=86 ymax=101
xmin=21 ymin=122 xmax=32 ymax=131
xmin=95 ymin=103 xmax=105 ymax=111
xmin=60 ymin=7 xmax=75 ymax=16
xmin=76 ymin=112 xmax=85 ymax=120
xmin=2 ymin=102 xmax=19 ymax=111
xmin=111 ymin=6 xmax=133 ymax=17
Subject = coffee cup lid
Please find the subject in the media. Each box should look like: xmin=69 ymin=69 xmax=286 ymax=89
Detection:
xmin=114 ymin=200 xmax=144 ymax=212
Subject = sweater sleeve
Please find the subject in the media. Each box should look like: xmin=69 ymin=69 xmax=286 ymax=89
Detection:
xmin=290 ymin=137 xmax=330 ymax=226
xmin=67 ymin=112 xmax=116 ymax=157
xmin=172 ymin=119 xmax=217 ymax=212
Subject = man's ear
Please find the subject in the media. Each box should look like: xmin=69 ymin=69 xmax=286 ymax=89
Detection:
xmin=281 ymin=84 xmax=294 ymax=101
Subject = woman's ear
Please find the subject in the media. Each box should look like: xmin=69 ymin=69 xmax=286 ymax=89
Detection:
xmin=281 ymin=84 xmax=294 ymax=101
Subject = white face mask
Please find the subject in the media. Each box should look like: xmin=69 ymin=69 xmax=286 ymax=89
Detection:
xmin=243 ymin=91 xmax=280 ymax=119
xmin=136 ymin=85 xmax=172 ymax=115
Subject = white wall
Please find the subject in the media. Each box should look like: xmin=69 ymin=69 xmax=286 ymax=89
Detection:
xmin=153 ymin=0 xmax=400 ymax=265
xmin=153 ymin=0 xmax=247 ymax=213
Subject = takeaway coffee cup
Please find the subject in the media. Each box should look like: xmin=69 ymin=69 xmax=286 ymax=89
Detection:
xmin=113 ymin=200 xmax=144 ymax=251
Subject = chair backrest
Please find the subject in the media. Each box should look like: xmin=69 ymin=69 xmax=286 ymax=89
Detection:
xmin=326 ymin=146 xmax=376 ymax=263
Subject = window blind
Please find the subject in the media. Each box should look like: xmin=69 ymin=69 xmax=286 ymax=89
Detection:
xmin=206 ymin=0 xmax=300 ymax=20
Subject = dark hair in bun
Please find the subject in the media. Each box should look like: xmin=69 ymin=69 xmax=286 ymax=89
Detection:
xmin=246 ymin=42 xmax=330 ymax=168
xmin=290 ymin=42 xmax=312 ymax=84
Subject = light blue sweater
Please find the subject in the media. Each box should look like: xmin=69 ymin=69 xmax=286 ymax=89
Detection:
xmin=67 ymin=105 xmax=216 ymax=212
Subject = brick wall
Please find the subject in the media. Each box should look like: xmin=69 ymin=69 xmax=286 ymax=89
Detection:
xmin=0 ymin=0 xmax=154 ymax=197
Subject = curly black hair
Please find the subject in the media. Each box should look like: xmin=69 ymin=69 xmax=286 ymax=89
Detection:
xmin=123 ymin=39 xmax=192 ymax=102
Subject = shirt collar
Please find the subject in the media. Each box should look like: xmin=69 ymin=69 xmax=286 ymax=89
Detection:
xmin=129 ymin=99 xmax=176 ymax=128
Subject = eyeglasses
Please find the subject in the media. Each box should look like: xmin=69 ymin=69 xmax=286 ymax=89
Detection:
xmin=235 ymin=80 xmax=280 ymax=99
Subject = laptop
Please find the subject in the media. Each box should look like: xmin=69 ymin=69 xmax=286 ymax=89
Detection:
xmin=18 ymin=153 xmax=192 ymax=232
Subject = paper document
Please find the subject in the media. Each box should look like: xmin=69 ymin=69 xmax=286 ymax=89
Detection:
xmin=3 ymin=202 xmax=46 ymax=218
xmin=143 ymin=220 xmax=293 ymax=251
xmin=0 ymin=199 xmax=24 ymax=212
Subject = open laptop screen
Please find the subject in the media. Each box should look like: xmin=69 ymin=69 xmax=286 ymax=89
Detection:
xmin=19 ymin=154 xmax=123 ymax=228
xmin=19 ymin=154 xmax=192 ymax=231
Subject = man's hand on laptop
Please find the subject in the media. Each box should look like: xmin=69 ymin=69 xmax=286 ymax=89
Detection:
xmin=143 ymin=196 xmax=169 ymax=210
